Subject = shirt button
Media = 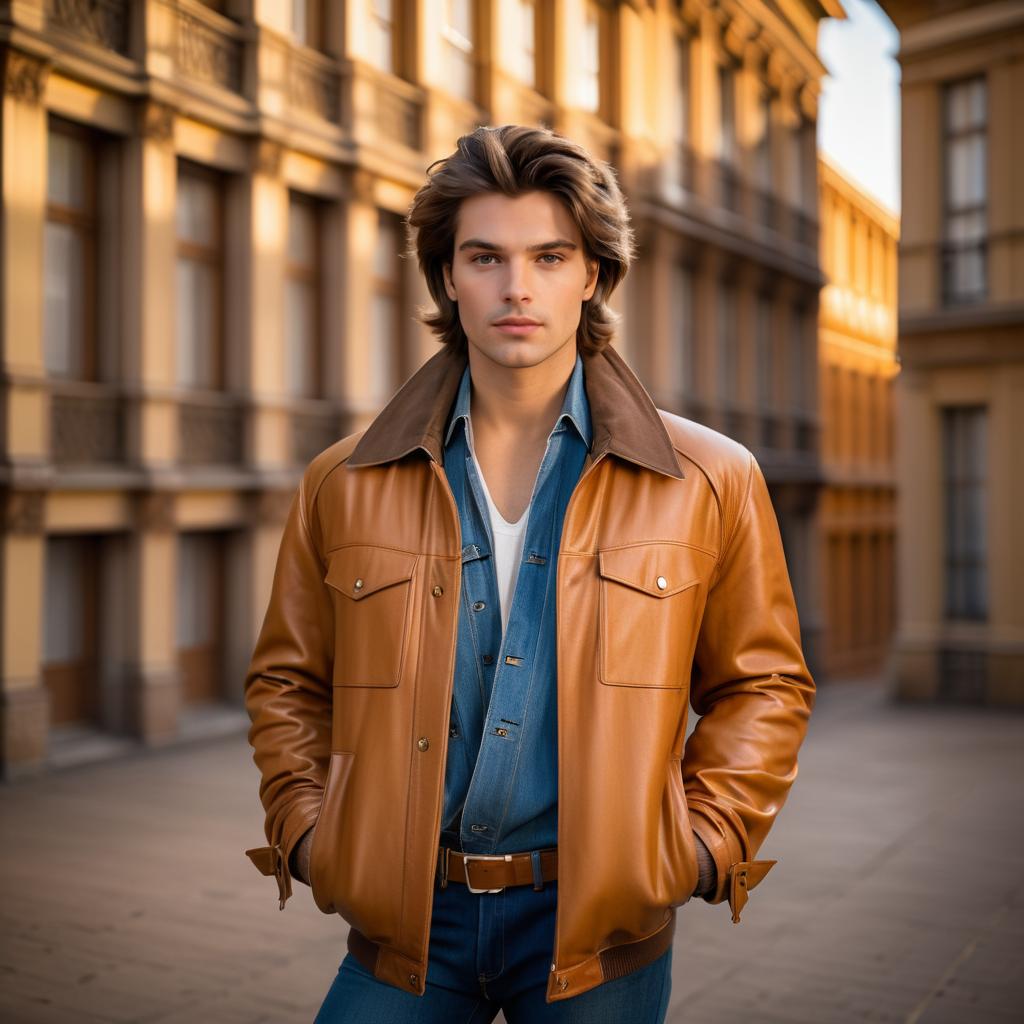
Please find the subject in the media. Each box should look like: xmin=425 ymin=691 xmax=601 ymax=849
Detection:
xmin=417 ymin=737 xmax=429 ymax=751
xmin=656 ymin=575 xmax=667 ymax=590
xmin=482 ymin=654 xmax=494 ymax=665
xmin=432 ymin=585 xmax=444 ymax=597
xmin=353 ymin=578 xmax=364 ymax=592
xmin=449 ymin=725 xmax=458 ymax=738
xmin=473 ymin=600 xmax=486 ymax=611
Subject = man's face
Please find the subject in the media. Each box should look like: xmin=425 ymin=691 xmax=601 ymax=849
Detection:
xmin=442 ymin=190 xmax=599 ymax=369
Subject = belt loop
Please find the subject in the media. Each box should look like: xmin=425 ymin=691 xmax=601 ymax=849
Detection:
xmin=438 ymin=846 xmax=450 ymax=889
xmin=531 ymin=849 xmax=544 ymax=891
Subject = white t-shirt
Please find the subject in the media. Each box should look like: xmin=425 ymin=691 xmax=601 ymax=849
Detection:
xmin=468 ymin=444 xmax=530 ymax=636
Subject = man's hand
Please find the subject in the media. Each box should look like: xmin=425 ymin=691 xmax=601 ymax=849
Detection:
xmin=692 ymin=833 xmax=717 ymax=899
xmin=289 ymin=826 xmax=315 ymax=886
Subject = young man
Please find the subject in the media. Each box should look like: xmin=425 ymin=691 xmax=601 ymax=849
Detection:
xmin=244 ymin=125 xmax=815 ymax=1022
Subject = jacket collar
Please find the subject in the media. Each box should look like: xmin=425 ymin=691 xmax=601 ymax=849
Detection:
xmin=346 ymin=342 xmax=684 ymax=480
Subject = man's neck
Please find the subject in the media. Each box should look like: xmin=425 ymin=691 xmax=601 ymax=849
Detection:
xmin=466 ymin=341 xmax=576 ymax=445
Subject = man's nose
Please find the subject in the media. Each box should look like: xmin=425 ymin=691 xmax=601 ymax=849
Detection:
xmin=501 ymin=259 xmax=533 ymax=304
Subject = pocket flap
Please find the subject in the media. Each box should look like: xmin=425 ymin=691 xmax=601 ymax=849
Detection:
xmin=597 ymin=543 xmax=702 ymax=599
xmin=324 ymin=545 xmax=418 ymax=601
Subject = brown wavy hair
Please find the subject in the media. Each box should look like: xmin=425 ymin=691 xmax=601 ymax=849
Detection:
xmin=405 ymin=124 xmax=637 ymax=356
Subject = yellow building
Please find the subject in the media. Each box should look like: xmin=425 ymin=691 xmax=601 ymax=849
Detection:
xmin=817 ymin=156 xmax=899 ymax=678
xmin=878 ymin=0 xmax=1024 ymax=704
xmin=0 ymin=0 xmax=844 ymax=777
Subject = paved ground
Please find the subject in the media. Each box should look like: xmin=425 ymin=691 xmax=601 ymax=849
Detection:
xmin=1 ymin=677 xmax=1022 ymax=1023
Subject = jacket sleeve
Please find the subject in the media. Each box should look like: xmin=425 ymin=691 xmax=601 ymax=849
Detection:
xmin=243 ymin=470 xmax=334 ymax=908
xmin=683 ymin=450 xmax=815 ymax=921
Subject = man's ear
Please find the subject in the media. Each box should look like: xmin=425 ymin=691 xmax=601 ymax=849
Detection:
xmin=583 ymin=259 xmax=599 ymax=302
xmin=442 ymin=262 xmax=457 ymax=302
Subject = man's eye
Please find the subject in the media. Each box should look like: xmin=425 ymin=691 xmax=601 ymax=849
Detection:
xmin=539 ymin=254 xmax=563 ymax=264
xmin=472 ymin=254 xmax=497 ymax=264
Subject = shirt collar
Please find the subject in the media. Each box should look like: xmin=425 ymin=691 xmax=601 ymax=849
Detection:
xmin=443 ymin=351 xmax=593 ymax=451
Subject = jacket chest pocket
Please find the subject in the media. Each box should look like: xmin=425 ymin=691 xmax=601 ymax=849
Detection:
xmin=324 ymin=545 xmax=419 ymax=687
xmin=597 ymin=542 xmax=708 ymax=688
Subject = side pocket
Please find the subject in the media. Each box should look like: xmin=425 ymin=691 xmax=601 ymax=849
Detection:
xmin=308 ymin=750 xmax=357 ymax=915
xmin=662 ymin=755 xmax=699 ymax=908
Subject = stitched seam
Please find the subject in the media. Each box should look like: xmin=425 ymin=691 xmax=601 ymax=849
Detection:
xmin=713 ymin=451 xmax=755 ymax=582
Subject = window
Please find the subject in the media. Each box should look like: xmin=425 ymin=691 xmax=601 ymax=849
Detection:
xmin=790 ymin=302 xmax=810 ymax=417
xmin=672 ymin=33 xmax=689 ymax=144
xmin=670 ymin=32 xmax=690 ymax=187
xmin=367 ymin=0 xmax=396 ymax=73
xmin=580 ymin=2 xmax=601 ymax=113
xmin=285 ymin=193 xmax=321 ymax=399
xmin=788 ymin=119 xmax=805 ymax=207
xmin=176 ymin=531 xmax=226 ymax=705
xmin=943 ymin=76 xmax=987 ymax=304
xmin=511 ymin=0 xmax=536 ymax=88
xmin=370 ymin=210 xmax=403 ymax=400
xmin=669 ymin=264 xmax=694 ymax=397
xmin=756 ymin=88 xmax=772 ymax=189
xmin=175 ymin=161 xmax=224 ymax=391
xmin=289 ymin=0 xmax=322 ymax=49
xmin=755 ymin=293 xmax=773 ymax=411
xmin=942 ymin=406 xmax=988 ymax=620
xmin=45 ymin=118 xmax=98 ymax=380
xmin=718 ymin=64 xmax=737 ymax=165
xmin=716 ymin=281 xmax=737 ymax=402
xmin=42 ymin=535 xmax=101 ymax=726
xmin=442 ymin=0 xmax=475 ymax=102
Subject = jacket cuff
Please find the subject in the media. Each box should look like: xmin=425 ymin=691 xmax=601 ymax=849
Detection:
xmin=245 ymin=802 xmax=320 ymax=909
xmin=689 ymin=805 xmax=776 ymax=922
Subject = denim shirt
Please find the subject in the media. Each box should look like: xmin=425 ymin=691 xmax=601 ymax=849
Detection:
xmin=439 ymin=352 xmax=592 ymax=855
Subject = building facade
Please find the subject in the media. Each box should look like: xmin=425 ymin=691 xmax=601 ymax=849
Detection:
xmin=878 ymin=0 xmax=1024 ymax=704
xmin=0 ymin=0 xmax=843 ymax=778
xmin=817 ymin=156 xmax=899 ymax=679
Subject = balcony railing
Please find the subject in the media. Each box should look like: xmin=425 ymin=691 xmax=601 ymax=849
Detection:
xmin=792 ymin=210 xmax=818 ymax=249
xmin=45 ymin=0 xmax=132 ymax=56
xmin=50 ymin=380 xmax=125 ymax=465
xmin=941 ymin=241 xmax=988 ymax=305
xmin=287 ymin=45 xmax=341 ymax=123
xmin=755 ymin=188 xmax=779 ymax=232
xmin=291 ymin=407 xmax=342 ymax=467
xmin=161 ymin=0 xmax=245 ymax=95
xmin=713 ymin=159 xmax=741 ymax=214
xmin=178 ymin=393 xmax=245 ymax=466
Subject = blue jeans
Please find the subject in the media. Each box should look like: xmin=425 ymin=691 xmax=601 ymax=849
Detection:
xmin=314 ymin=870 xmax=673 ymax=1023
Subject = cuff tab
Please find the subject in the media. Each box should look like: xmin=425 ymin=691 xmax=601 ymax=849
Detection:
xmin=728 ymin=859 xmax=776 ymax=923
xmin=245 ymin=844 xmax=294 ymax=910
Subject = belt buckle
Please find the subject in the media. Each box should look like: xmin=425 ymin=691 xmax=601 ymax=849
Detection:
xmin=462 ymin=853 xmax=512 ymax=894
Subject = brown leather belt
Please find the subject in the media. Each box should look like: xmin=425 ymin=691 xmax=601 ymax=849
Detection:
xmin=437 ymin=846 xmax=558 ymax=892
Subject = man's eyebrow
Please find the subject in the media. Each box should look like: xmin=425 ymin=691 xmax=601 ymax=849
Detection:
xmin=456 ymin=238 xmax=579 ymax=253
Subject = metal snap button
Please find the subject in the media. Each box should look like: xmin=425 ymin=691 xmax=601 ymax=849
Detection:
xmin=473 ymin=600 xmax=485 ymax=611
xmin=417 ymin=737 xmax=429 ymax=751
xmin=432 ymin=585 xmax=444 ymax=597
xmin=409 ymin=972 xmax=418 ymax=985
xmin=656 ymin=575 xmax=667 ymax=590
xmin=354 ymin=578 xmax=364 ymax=591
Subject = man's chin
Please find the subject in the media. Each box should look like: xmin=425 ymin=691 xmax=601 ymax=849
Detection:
xmin=469 ymin=335 xmax=573 ymax=370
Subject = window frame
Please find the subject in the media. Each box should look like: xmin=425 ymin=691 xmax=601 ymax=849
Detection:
xmin=941 ymin=74 xmax=988 ymax=305
xmin=175 ymin=158 xmax=226 ymax=392
xmin=45 ymin=115 xmax=100 ymax=382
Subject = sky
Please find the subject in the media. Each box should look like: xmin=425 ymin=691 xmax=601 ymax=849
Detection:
xmin=817 ymin=0 xmax=902 ymax=215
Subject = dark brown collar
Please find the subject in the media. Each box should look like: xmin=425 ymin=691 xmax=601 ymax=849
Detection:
xmin=347 ymin=342 xmax=684 ymax=479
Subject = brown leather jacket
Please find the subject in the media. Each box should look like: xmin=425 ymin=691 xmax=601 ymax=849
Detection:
xmin=244 ymin=341 xmax=815 ymax=1005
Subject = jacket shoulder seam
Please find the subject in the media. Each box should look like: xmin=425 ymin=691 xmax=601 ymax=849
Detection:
xmin=302 ymin=430 xmax=366 ymax=554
